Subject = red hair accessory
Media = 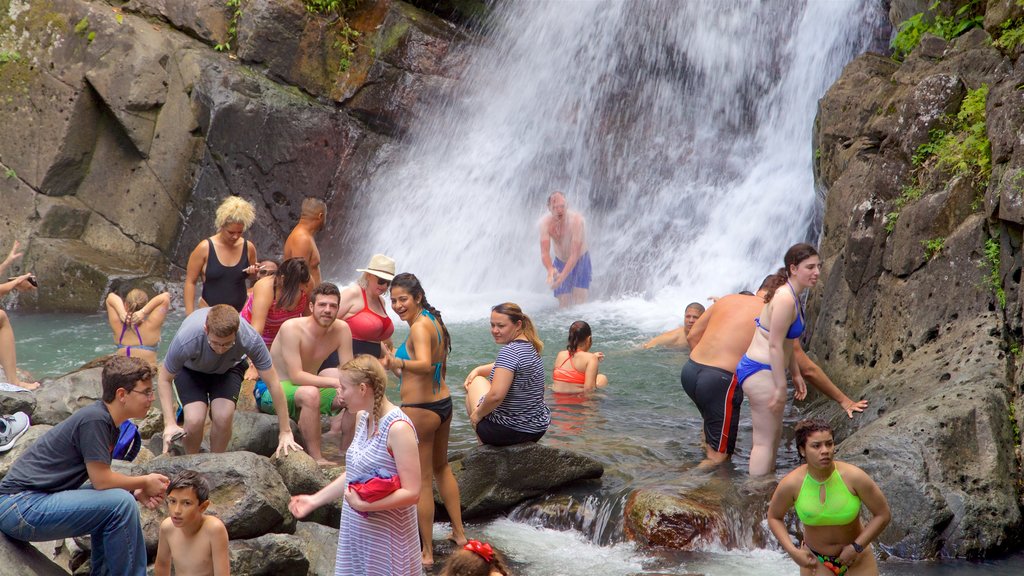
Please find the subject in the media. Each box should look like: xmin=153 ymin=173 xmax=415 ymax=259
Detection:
xmin=464 ymin=540 xmax=494 ymax=563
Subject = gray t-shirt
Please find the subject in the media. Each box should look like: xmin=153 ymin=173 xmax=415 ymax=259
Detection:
xmin=0 ymin=401 xmax=116 ymax=494
xmin=163 ymin=307 xmax=272 ymax=375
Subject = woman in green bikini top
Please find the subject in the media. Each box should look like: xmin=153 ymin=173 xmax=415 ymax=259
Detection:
xmin=767 ymin=419 xmax=891 ymax=576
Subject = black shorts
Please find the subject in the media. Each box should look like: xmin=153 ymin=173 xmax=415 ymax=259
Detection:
xmin=476 ymin=418 xmax=545 ymax=447
xmin=318 ymin=351 xmax=340 ymax=373
xmin=174 ymin=361 xmax=248 ymax=406
xmin=352 ymin=339 xmax=383 ymax=358
xmin=680 ymin=358 xmax=742 ymax=455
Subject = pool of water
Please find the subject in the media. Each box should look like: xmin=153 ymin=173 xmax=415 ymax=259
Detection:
xmin=6 ymin=308 xmax=1024 ymax=574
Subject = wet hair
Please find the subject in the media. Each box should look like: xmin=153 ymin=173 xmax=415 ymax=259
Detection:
xmin=339 ymin=355 xmax=389 ymax=433
xmin=547 ymin=190 xmax=565 ymax=206
xmin=566 ymin=320 xmax=591 ymax=354
xmin=795 ymin=418 xmax=834 ymax=458
xmin=102 ymin=355 xmax=156 ymax=403
xmin=205 ymin=304 xmax=240 ymax=338
xmin=762 ymin=243 xmax=819 ymax=303
xmin=214 ymin=196 xmax=256 ymax=231
xmin=492 ymin=302 xmax=543 ymax=354
xmin=259 ymin=259 xmax=280 ymax=271
xmin=441 ymin=546 xmax=513 ymax=576
xmin=311 ymin=282 xmax=341 ymax=305
xmin=390 ymin=273 xmax=451 ymax=377
xmin=167 ymin=470 xmax=211 ymax=503
xmin=684 ymin=302 xmax=705 ymax=314
xmin=301 ymin=197 xmax=327 ymax=218
xmin=124 ymin=289 xmax=150 ymax=315
xmin=275 ymin=257 xmax=311 ymax=310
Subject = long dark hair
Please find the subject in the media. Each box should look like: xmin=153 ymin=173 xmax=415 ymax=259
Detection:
xmin=276 ymin=257 xmax=311 ymax=310
xmin=391 ymin=272 xmax=451 ymax=377
xmin=566 ymin=320 xmax=591 ymax=354
xmin=492 ymin=302 xmax=542 ymax=354
xmin=762 ymin=243 xmax=818 ymax=302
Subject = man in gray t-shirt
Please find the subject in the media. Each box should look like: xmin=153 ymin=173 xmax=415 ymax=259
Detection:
xmin=157 ymin=304 xmax=302 ymax=457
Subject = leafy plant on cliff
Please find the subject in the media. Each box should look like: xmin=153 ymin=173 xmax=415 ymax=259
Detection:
xmin=922 ymin=237 xmax=945 ymax=260
xmin=994 ymin=0 xmax=1024 ymax=52
xmin=215 ymin=0 xmax=241 ymax=52
xmin=0 ymin=50 xmax=21 ymax=64
xmin=983 ymin=237 xmax=1006 ymax=309
xmin=303 ymin=0 xmax=362 ymax=73
xmin=304 ymin=0 xmax=361 ymax=13
xmin=912 ymin=85 xmax=991 ymax=187
xmin=891 ymin=0 xmax=984 ymax=61
xmin=884 ymin=185 xmax=923 ymax=234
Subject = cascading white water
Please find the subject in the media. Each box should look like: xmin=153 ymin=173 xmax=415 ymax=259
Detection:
xmin=331 ymin=0 xmax=888 ymax=326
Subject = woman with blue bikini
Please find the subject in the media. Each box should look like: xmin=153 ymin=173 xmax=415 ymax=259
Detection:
xmin=384 ymin=272 xmax=467 ymax=567
xmin=736 ymin=243 xmax=820 ymax=476
xmin=768 ymin=419 xmax=890 ymax=575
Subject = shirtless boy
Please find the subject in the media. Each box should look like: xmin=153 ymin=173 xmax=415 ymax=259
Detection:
xmin=154 ymin=470 xmax=230 ymax=576
xmin=539 ymin=191 xmax=591 ymax=307
xmin=284 ymin=198 xmax=326 ymax=287
xmin=683 ymin=278 xmax=867 ymax=468
xmin=259 ymin=282 xmax=354 ymax=465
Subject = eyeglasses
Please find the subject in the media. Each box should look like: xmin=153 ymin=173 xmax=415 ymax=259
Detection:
xmin=129 ymin=388 xmax=155 ymax=399
xmin=375 ymin=277 xmax=390 ymax=287
xmin=208 ymin=338 xmax=236 ymax=351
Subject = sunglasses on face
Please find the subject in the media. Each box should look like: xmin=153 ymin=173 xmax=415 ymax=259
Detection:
xmin=375 ymin=277 xmax=390 ymax=287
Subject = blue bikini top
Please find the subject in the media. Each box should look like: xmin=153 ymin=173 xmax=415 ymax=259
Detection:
xmin=395 ymin=309 xmax=444 ymax=394
xmin=755 ymin=281 xmax=805 ymax=340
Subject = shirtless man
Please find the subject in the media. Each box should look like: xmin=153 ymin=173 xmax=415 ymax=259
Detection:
xmin=284 ymin=198 xmax=326 ymax=287
xmin=540 ymin=191 xmax=591 ymax=307
xmin=0 ymin=240 xmax=39 ymax=390
xmin=642 ymin=302 xmax=705 ymax=349
xmin=683 ymin=278 xmax=867 ymax=467
xmin=263 ymin=282 xmax=353 ymax=465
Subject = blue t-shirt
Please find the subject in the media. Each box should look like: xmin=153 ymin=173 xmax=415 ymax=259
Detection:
xmin=486 ymin=340 xmax=550 ymax=434
xmin=0 ymin=401 xmax=116 ymax=494
xmin=163 ymin=307 xmax=272 ymax=375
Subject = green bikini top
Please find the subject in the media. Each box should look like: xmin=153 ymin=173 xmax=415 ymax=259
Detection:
xmin=795 ymin=468 xmax=862 ymax=526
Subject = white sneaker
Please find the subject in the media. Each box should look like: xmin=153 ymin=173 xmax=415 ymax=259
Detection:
xmin=0 ymin=412 xmax=31 ymax=452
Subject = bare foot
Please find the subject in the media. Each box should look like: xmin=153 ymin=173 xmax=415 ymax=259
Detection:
xmin=446 ymin=532 xmax=469 ymax=546
xmin=421 ymin=550 xmax=434 ymax=568
xmin=18 ymin=381 xmax=40 ymax=391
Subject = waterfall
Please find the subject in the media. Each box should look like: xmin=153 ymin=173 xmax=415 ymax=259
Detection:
xmin=329 ymin=0 xmax=889 ymax=324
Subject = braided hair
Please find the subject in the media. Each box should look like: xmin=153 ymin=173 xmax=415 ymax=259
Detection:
xmin=340 ymin=355 xmax=389 ymax=435
xmin=391 ymin=272 xmax=451 ymax=378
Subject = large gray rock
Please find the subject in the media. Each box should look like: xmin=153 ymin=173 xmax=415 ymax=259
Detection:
xmin=30 ymin=367 xmax=103 ymax=426
xmin=228 ymin=533 xmax=309 ymax=576
xmin=0 ymin=391 xmax=37 ymax=420
xmin=295 ymin=521 xmax=339 ymax=576
xmin=124 ymin=0 xmax=233 ymax=47
xmin=0 ymin=426 xmax=54 ymax=480
xmin=0 ymin=534 xmax=69 ymax=576
xmin=273 ymin=450 xmax=342 ymax=528
xmin=451 ymin=443 xmax=604 ymax=519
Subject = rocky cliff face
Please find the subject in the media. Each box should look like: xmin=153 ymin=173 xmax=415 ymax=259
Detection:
xmin=808 ymin=0 xmax=1024 ymax=559
xmin=0 ymin=0 xmax=467 ymax=311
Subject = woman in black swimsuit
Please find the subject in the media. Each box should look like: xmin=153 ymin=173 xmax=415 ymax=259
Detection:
xmin=183 ymin=196 xmax=259 ymax=315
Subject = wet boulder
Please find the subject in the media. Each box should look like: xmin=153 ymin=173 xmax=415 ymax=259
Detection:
xmin=449 ymin=443 xmax=604 ymax=519
xmin=295 ymin=521 xmax=339 ymax=576
xmin=228 ymin=533 xmax=309 ymax=576
xmin=272 ymin=450 xmax=342 ymax=528
xmin=623 ymin=486 xmax=729 ymax=550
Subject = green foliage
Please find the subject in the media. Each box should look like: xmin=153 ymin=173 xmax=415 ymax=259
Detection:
xmin=995 ymin=17 xmax=1024 ymax=52
xmin=912 ymin=85 xmax=991 ymax=186
xmin=891 ymin=0 xmax=984 ymax=61
xmin=1009 ymin=401 xmax=1021 ymax=450
xmin=922 ymin=237 xmax=945 ymax=260
xmin=73 ymin=16 xmax=89 ymax=35
xmin=884 ymin=185 xmax=924 ymax=234
xmin=87 ymin=31 xmax=95 ymax=43
xmin=215 ymin=0 xmax=241 ymax=52
xmin=4 ymin=168 xmax=16 ymax=179
xmin=983 ymin=237 xmax=1006 ymax=309
xmin=304 ymin=0 xmax=361 ymax=14
xmin=335 ymin=24 xmax=360 ymax=73
xmin=0 ymin=50 xmax=21 ymax=64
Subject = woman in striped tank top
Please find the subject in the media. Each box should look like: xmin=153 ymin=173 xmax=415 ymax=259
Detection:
xmin=288 ymin=355 xmax=421 ymax=575
xmin=464 ymin=303 xmax=550 ymax=446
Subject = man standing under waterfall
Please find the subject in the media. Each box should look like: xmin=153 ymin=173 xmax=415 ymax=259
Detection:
xmin=284 ymin=197 xmax=327 ymax=287
xmin=540 ymin=191 xmax=591 ymax=307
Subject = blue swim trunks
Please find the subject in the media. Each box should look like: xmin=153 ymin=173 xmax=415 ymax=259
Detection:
xmin=553 ymin=252 xmax=592 ymax=296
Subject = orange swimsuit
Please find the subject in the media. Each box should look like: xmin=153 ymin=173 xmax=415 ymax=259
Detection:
xmin=553 ymin=354 xmax=586 ymax=384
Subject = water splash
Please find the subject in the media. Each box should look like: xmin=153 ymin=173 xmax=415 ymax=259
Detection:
xmin=327 ymin=0 xmax=888 ymax=325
